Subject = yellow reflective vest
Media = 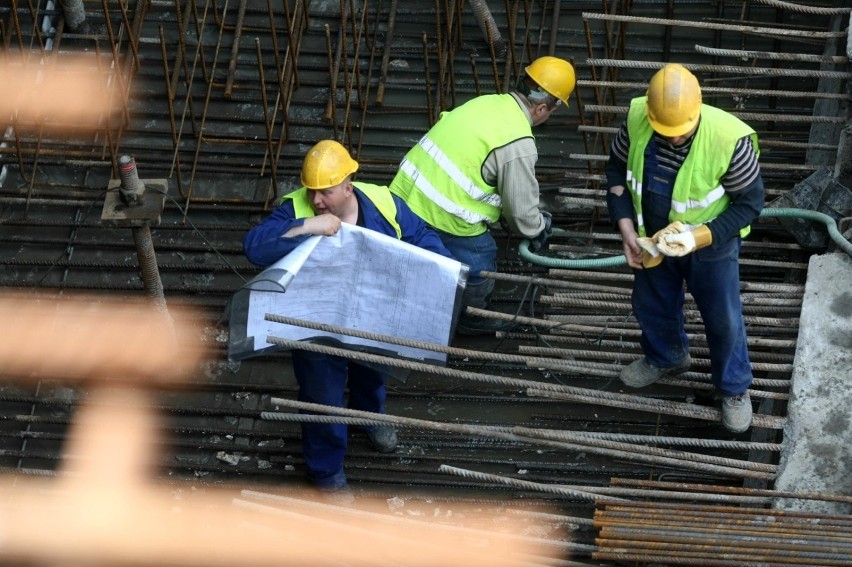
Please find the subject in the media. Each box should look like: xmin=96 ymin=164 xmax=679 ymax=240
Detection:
xmin=625 ymin=97 xmax=759 ymax=238
xmin=281 ymin=182 xmax=402 ymax=239
xmin=390 ymin=94 xmax=532 ymax=236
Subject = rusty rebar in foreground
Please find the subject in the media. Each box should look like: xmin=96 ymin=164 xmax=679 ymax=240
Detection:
xmin=593 ymin=497 xmax=852 ymax=566
xmin=610 ymin=477 xmax=852 ymax=505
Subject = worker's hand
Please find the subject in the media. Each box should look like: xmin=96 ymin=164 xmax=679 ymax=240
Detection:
xmin=528 ymin=211 xmax=553 ymax=253
xmin=616 ymin=219 xmax=643 ymax=269
xmin=657 ymin=223 xmax=713 ymax=256
xmin=303 ymin=213 xmax=342 ymax=236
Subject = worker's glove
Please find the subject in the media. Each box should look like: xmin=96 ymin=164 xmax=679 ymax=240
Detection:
xmin=635 ymin=222 xmax=683 ymax=268
xmin=636 ymin=236 xmax=663 ymax=268
xmin=657 ymin=223 xmax=713 ymax=256
xmin=528 ymin=211 xmax=553 ymax=253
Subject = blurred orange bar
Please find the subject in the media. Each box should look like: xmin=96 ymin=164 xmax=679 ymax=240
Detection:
xmin=0 ymin=54 xmax=117 ymax=127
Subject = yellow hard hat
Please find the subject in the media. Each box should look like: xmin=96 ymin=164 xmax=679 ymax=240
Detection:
xmin=524 ymin=56 xmax=576 ymax=106
xmin=646 ymin=64 xmax=702 ymax=137
xmin=300 ymin=140 xmax=359 ymax=189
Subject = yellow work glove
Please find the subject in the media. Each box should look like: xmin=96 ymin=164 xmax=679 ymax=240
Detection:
xmin=636 ymin=222 xmax=686 ymax=268
xmin=636 ymin=236 xmax=662 ymax=268
xmin=657 ymin=223 xmax=713 ymax=256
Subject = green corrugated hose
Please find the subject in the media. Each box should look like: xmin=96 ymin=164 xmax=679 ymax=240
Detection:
xmin=519 ymin=208 xmax=852 ymax=268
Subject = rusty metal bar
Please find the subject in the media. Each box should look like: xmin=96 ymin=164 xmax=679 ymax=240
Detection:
xmin=223 ymin=0 xmax=247 ymax=98
xmin=184 ymin=0 xmax=230 ymax=217
xmin=158 ymin=25 xmax=186 ymax=197
xmin=439 ymin=464 xmax=626 ymax=504
xmin=422 ymin=32 xmax=434 ymax=126
xmin=527 ymin=388 xmax=785 ymax=431
xmin=577 ymin=79 xmax=852 ymax=100
xmin=254 ymin=37 xmax=278 ymax=201
xmin=585 ymin=57 xmax=852 ymax=80
xmin=512 ymin=427 xmax=778 ymax=474
xmin=584 ymin=103 xmax=846 ymax=124
xmin=695 ymin=43 xmax=849 ymax=63
xmin=752 ymin=0 xmax=852 ymax=15
xmin=375 ymin=0 xmax=398 ymax=105
xmin=99 ymin=0 xmax=132 ymax=127
xmin=324 ymin=23 xmax=339 ymax=138
xmin=341 ymin=0 xmax=369 ymax=147
xmin=611 ymin=478 xmax=852 ymax=505
xmin=266 ymin=391 xmax=772 ymax=480
xmin=582 ymin=11 xmax=847 ymax=38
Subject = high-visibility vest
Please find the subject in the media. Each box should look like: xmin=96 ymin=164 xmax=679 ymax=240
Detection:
xmin=281 ymin=182 xmax=402 ymax=239
xmin=625 ymin=97 xmax=759 ymax=238
xmin=390 ymin=94 xmax=532 ymax=236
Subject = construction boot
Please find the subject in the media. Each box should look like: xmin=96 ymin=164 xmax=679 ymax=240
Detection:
xmin=721 ymin=392 xmax=753 ymax=433
xmin=367 ymin=426 xmax=398 ymax=453
xmin=620 ymin=355 xmax=692 ymax=388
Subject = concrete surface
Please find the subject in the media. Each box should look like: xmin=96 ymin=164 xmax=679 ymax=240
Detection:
xmin=774 ymin=252 xmax=852 ymax=514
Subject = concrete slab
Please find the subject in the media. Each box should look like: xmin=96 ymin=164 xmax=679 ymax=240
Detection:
xmin=774 ymin=252 xmax=852 ymax=514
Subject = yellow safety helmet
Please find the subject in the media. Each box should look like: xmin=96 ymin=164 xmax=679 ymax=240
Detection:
xmin=524 ymin=56 xmax=576 ymax=106
xmin=300 ymin=139 xmax=359 ymax=189
xmin=646 ymin=64 xmax=702 ymax=137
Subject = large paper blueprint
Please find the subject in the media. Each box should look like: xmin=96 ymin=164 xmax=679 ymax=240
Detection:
xmin=228 ymin=224 xmax=466 ymax=365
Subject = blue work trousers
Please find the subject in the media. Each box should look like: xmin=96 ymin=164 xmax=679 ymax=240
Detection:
xmin=291 ymin=350 xmax=387 ymax=489
xmin=632 ymin=237 xmax=753 ymax=396
xmin=437 ymin=229 xmax=498 ymax=309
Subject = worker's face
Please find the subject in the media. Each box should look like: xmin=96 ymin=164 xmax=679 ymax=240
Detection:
xmin=309 ymin=180 xmax=352 ymax=217
xmin=660 ymin=123 xmax=699 ymax=147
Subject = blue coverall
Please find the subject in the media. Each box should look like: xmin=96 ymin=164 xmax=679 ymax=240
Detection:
xmin=243 ymin=187 xmax=452 ymax=489
xmin=607 ymin=137 xmax=764 ymax=397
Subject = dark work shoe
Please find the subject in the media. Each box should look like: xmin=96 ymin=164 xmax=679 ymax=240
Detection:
xmin=722 ymin=392 xmax=753 ymax=433
xmin=318 ymin=482 xmax=355 ymax=506
xmin=367 ymin=426 xmax=398 ymax=453
xmin=620 ymin=355 xmax=692 ymax=388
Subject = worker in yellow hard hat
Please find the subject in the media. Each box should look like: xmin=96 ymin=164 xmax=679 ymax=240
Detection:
xmin=243 ymin=139 xmax=452 ymax=498
xmin=605 ymin=63 xmax=766 ymax=433
xmin=390 ymin=56 xmax=576 ymax=335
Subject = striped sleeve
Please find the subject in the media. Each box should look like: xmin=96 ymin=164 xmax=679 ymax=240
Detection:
xmin=610 ymin=122 xmax=630 ymax=163
xmin=721 ymin=136 xmax=761 ymax=193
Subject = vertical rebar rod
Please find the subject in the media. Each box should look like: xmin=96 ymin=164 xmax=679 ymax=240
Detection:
xmin=548 ymin=0 xmax=560 ymax=55
xmin=375 ymin=0 xmax=398 ymax=105
xmin=324 ymin=23 xmax=339 ymax=139
xmin=255 ymin=37 xmax=278 ymax=202
xmin=158 ymin=25 xmax=186 ymax=197
xmin=422 ymin=32 xmax=435 ymax=126
xmin=223 ymin=0 xmax=247 ymax=98
xmin=184 ymin=0 xmax=229 ymax=218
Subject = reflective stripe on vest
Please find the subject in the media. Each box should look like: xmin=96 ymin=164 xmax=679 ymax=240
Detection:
xmin=625 ymin=97 xmax=759 ymax=238
xmin=281 ymin=182 xmax=402 ymax=239
xmin=390 ymin=94 xmax=532 ymax=236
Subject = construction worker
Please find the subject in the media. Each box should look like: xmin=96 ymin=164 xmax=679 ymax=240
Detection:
xmin=243 ymin=140 xmax=452 ymax=496
xmin=390 ymin=56 xmax=576 ymax=335
xmin=605 ymin=63 xmax=765 ymax=433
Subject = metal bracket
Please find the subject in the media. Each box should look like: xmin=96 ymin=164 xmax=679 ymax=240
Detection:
xmin=101 ymin=179 xmax=169 ymax=227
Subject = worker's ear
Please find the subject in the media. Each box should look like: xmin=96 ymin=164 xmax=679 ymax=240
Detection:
xmin=531 ymin=102 xmax=553 ymax=124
